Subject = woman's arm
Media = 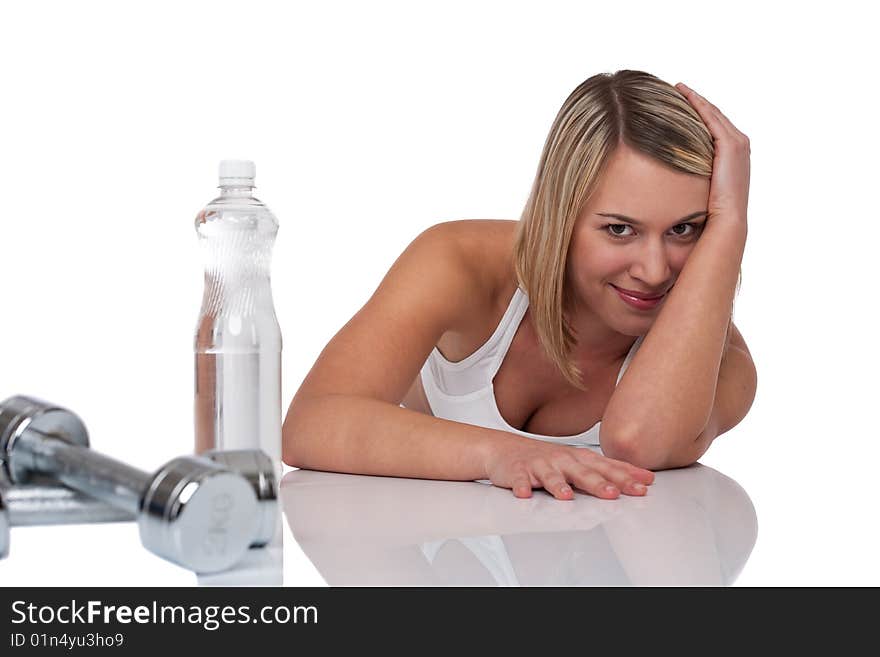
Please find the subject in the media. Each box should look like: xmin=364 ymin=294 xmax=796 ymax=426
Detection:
xmin=663 ymin=322 xmax=756 ymax=468
xmin=284 ymin=222 xmax=655 ymax=499
xmin=600 ymin=84 xmax=756 ymax=470
xmin=288 ymin=394 xmax=504 ymax=481
xmin=284 ymin=223 xmax=500 ymax=480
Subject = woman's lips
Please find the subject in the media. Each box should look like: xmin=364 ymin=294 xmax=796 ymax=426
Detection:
xmin=611 ymin=284 xmax=666 ymax=310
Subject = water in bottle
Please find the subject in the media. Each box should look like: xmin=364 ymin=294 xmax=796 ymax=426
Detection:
xmin=193 ymin=160 xmax=282 ymax=473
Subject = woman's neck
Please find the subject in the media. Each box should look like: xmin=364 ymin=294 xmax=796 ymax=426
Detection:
xmin=564 ymin=302 xmax=639 ymax=368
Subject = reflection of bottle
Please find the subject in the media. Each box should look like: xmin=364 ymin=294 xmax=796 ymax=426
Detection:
xmin=193 ymin=160 xmax=282 ymax=478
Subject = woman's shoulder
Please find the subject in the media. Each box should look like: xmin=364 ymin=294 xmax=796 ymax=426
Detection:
xmin=413 ymin=219 xmax=519 ymax=336
xmin=419 ymin=219 xmax=518 ymax=291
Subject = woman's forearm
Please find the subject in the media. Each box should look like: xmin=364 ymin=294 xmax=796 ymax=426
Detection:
xmin=283 ymin=393 xmax=513 ymax=481
xmin=600 ymin=217 xmax=747 ymax=467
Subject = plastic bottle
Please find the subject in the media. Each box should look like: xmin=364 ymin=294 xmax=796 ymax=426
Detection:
xmin=193 ymin=160 xmax=282 ymax=476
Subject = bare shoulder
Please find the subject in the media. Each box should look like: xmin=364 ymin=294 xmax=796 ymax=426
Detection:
xmin=426 ymin=217 xmax=517 ymax=246
xmin=418 ymin=219 xmax=518 ymax=314
xmin=414 ymin=220 xmax=520 ymax=363
xmin=288 ymin=218 xmax=518 ymax=407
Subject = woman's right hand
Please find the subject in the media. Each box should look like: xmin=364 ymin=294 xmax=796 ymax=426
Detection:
xmin=484 ymin=439 xmax=656 ymax=500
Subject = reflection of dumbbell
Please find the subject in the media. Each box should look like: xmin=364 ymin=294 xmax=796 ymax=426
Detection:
xmin=0 ymin=395 xmax=261 ymax=573
xmin=0 ymin=449 xmax=278 ymax=560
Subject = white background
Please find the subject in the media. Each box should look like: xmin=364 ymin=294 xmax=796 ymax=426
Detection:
xmin=0 ymin=1 xmax=877 ymax=586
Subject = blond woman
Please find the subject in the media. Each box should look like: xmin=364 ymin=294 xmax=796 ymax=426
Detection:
xmin=283 ymin=70 xmax=756 ymax=501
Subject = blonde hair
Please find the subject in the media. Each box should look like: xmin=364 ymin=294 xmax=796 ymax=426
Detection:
xmin=514 ymin=69 xmax=728 ymax=389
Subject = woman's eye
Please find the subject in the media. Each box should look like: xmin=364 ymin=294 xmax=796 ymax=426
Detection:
xmin=603 ymin=222 xmax=703 ymax=240
xmin=606 ymin=223 xmax=633 ymax=238
xmin=671 ymin=223 xmax=702 ymax=238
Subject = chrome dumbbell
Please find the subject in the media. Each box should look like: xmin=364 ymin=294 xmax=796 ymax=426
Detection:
xmin=0 ymin=395 xmax=261 ymax=573
xmin=199 ymin=449 xmax=278 ymax=548
xmin=1 ymin=470 xmax=133 ymax=558
xmin=0 ymin=449 xmax=279 ymax=561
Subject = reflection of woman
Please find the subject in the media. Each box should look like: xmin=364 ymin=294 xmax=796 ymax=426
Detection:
xmin=283 ymin=70 xmax=757 ymax=501
xmin=280 ymin=464 xmax=758 ymax=586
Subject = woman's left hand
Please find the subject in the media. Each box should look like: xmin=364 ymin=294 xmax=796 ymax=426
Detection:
xmin=675 ymin=82 xmax=750 ymax=226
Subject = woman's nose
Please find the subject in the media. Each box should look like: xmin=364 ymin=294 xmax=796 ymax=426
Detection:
xmin=629 ymin=240 xmax=672 ymax=288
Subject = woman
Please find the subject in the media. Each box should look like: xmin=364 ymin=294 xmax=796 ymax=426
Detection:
xmin=282 ymin=70 xmax=757 ymax=501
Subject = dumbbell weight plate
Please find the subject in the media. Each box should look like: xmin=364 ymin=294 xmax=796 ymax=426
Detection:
xmin=139 ymin=456 xmax=259 ymax=573
xmin=200 ymin=449 xmax=277 ymax=547
xmin=0 ymin=396 xmax=90 ymax=483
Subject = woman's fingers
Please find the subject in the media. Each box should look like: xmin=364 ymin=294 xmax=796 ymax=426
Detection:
xmin=591 ymin=461 xmax=649 ymax=496
xmin=532 ymin=456 xmax=647 ymax=500
xmin=491 ymin=444 xmax=657 ymax=501
xmin=675 ymin=81 xmax=751 ymax=220
xmin=579 ymin=450 xmax=655 ymax=484
xmin=560 ymin=462 xmax=621 ymax=499
xmin=609 ymin=457 xmax=655 ymax=486
xmin=572 ymin=452 xmax=654 ymax=496
xmin=531 ymin=459 xmax=574 ymax=500
xmin=676 ymin=82 xmax=729 ymax=137
xmin=510 ymin=464 xmax=534 ymax=499
xmin=675 ymin=82 xmax=742 ymax=141
xmin=676 ymin=82 xmax=722 ymax=119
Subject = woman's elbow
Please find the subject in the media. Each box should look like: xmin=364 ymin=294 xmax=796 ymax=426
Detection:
xmin=281 ymin=419 xmax=301 ymax=468
xmin=599 ymin=422 xmax=699 ymax=471
xmin=281 ymin=399 xmax=313 ymax=468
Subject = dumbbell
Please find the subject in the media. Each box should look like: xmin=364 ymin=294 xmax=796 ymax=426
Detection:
xmin=1 ymin=470 xmax=134 ymax=558
xmin=0 ymin=448 xmax=279 ymax=561
xmin=0 ymin=395 xmax=261 ymax=573
xmin=199 ymin=448 xmax=278 ymax=548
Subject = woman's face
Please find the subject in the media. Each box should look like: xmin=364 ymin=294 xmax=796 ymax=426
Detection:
xmin=566 ymin=143 xmax=711 ymax=337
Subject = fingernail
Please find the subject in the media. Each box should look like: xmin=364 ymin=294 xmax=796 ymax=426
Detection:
xmin=604 ymin=484 xmax=619 ymax=495
xmin=632 ymin=483 xmax=647 ymax=493
xmin=560 ymin=486 xmax=572 ymax=495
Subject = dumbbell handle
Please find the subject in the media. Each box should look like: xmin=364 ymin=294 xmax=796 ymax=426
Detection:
xmin=2 ymin=483 xmax=134 ymax=526
xmin=15 ymin=430 xmax=150 ymax=516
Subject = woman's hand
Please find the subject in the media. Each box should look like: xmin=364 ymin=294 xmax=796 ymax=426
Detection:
xmin=675 ymin=82 xmax=751 ymax=225
xmin=484 ymin=439 xmax=655 ymax=500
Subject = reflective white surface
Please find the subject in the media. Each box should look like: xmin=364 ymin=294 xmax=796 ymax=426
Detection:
xmin=280 ymin=464 xmax=757 ymax=586
xmin=197 ymin=546 xmax=282 ymax=586
xmin=0 ymin=516 xmax=285 ymax=587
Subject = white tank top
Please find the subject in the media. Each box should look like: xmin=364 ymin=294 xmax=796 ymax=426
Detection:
xmin=419 ymin=286 xmax=643 ymax=448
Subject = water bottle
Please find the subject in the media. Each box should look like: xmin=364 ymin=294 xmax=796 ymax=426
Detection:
xmin=193 ymin=160 xmax=282 ymax=475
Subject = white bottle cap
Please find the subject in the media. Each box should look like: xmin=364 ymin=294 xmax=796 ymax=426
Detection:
xmin=218 ymin=160 xmax=256 ymax=187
